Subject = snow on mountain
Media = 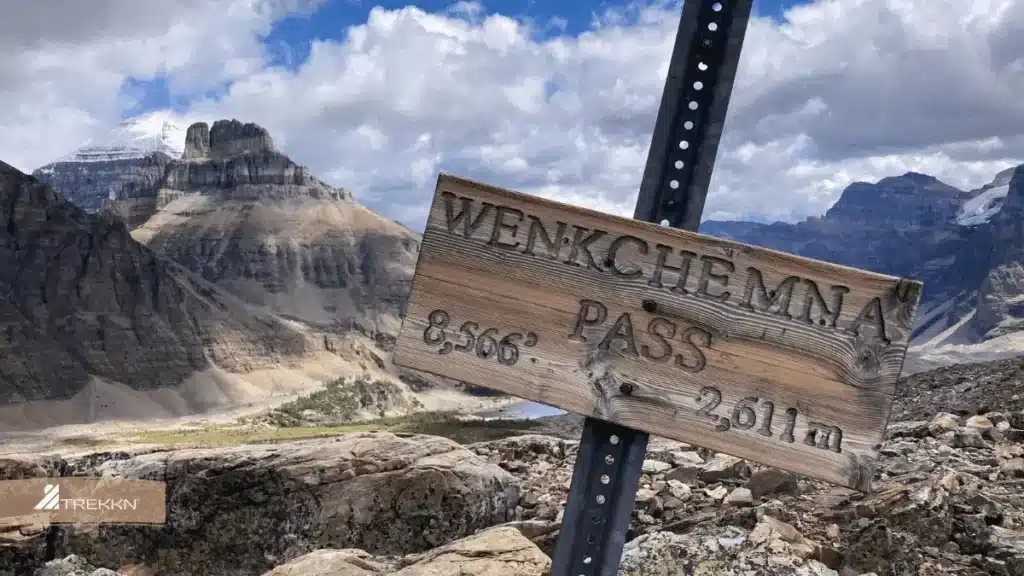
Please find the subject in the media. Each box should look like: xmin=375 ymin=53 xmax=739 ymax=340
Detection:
xmin=54 ymin=110 xmax=187 ymax=163
xmin=957 ymin=184 xmax=1010 ymax=225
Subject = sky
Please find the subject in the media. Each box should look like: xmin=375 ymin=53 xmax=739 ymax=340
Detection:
xmin=2 ymin=0 xmax=1024 ymax=232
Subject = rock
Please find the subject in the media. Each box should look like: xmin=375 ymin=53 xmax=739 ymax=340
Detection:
xmin=29 ymin=555 xmax=120 ymax=576
xmin=1011 ymin=410 xmax=1024 ymax=430
xmin=260 ymin=527 xmax=550 ymax=576
xmin=261 ymin=549 xmax=386 ymax=575
xmin=635 ymin=488 xmax=659 ymax=504
xmin=210 ymin=119 xmax=276 ymax=158
xmin=700 ymin=454 xmax=751 ymax=483
xmin=746 ymin=468 xmax=800 ymax=499
xmin=705 ymin=485 xmax=729 ymax=500
xmin=928 ymin=412 xmax=962 ymax=437
xmin=724 ymin=487 xmax=754 ymax=507
xmin=7 ymin=433 xmax=518 ymax=576
xmin=664 ymin=466 xmax=699 ymax=486
xmin=182 ymin=122 xmax=211 ymax=159
xmin=642 ymin=459 xmax=671 ymax=474
xmin=937 ymin=426 xmax=990 ymax=448
xmin=670 ymin=451 xmax=705 ymax=467
xmin=391 ymin=526 xmax=550 ymax=576
xmin=966 ymin=414 xmax=1004 ymax=441
xmin=664 ymin=479 xmax=691 ymax=501
xmin=1002 ymin=457 xmax=1024 ymax=478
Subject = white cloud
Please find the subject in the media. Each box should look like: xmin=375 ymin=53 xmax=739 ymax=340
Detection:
xmin=0 ymin=0 xmax=324 ymax=172
xmin=3 ymin=0 xmax=1024 ymax=231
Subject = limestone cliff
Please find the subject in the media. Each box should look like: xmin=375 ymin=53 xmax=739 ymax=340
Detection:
xmin=107 ymin=120 xmax=419 ymax=339
xmin=972 ymin=166 xmax=1024 ymax=339
xmin=0 ymin=160 xmax=314 ymax=409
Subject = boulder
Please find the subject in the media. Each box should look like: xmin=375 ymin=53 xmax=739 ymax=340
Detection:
xmin=7 ymin=433 xmax=518 ymax=576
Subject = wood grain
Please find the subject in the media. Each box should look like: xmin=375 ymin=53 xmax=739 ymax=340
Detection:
xmin=393 ymin=173 xmax=925 ymax=491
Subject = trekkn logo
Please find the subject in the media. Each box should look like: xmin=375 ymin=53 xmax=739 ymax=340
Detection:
xmin=34 ymin=484 xmax=141 ymax=512
xmin=0 ymin=477 xmax=165 ymax=527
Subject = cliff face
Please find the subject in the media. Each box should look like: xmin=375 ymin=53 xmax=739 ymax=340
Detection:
xmin=0 ymin=160 xmax=311 ymax=406
xmin=972 ymin=166 xmax=1024 ymax=339
xmin=108 ymin=120 xmax=419 ymax=338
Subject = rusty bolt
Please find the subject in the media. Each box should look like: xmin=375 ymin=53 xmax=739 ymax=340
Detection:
xmin=619 ymin=382 xmax=634 ymax=395
xmin=642 ymin=299 xmax=657 ymax=313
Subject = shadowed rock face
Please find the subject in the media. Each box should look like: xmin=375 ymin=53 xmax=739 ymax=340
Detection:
xmin=107 ymin=119 xmax=418 ymax=338
xmin=0 ymin=161 xmax=310 ymax=406
xmin=31 ymin=153 xmax=174 ymax=213
xmin=973 ymin=166 xmax=1024 ymax=339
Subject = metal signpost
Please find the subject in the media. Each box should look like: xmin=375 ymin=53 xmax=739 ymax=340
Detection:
xmin=392 ymin=1 xmax=924 ymax=575
xmin=552 ymin=1 xmax=753 ymax=573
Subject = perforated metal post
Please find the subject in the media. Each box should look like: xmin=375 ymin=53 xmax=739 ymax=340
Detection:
xmin=549 ymin=1 xmax=753 ymax=574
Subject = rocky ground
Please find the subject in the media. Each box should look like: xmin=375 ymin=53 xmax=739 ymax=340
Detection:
xmin=5 ymin=357 xmax=1024 ymax=576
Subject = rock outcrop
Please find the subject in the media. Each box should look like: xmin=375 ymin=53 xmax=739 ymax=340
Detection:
xmin=972 ymin=166 xmax=1024 ymax=339
xmin=1 ymin=432 xmax=519 ymax=576
xmin=0 ymin=161 xmax=317 ymax=420
xmin=104 ymin=119 xmax=418 ymax=339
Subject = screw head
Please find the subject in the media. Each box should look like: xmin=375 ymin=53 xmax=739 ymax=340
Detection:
xmin=619 ymin=382 xmax=635 ymax=395
xmin=642 ymin=300 xmax=657 ymax=313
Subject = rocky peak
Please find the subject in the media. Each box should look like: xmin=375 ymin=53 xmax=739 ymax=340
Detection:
xmin=182 ymin=119 xmax=276 ymax=160
xmin=182 ymin=122 xmax=210 ymax=159
xmin=823 ymin=172 xmax=965 ymax=228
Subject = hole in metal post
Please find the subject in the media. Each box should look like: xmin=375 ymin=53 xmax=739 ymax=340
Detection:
xmin=708 ymin=22 xmax=718 ymax=31
xmin=684 ymin=121 xmax=693 ymax=130
xmin=713 ymin=2 xmax=723 ymax=11
xmin=610 ymin=435 xmax=620 ymax=445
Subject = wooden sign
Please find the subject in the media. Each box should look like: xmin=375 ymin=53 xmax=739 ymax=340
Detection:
xmin=394 ymin=173 xmax=923 ymax=491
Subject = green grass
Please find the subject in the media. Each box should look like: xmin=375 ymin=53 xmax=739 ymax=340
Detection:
xmin=127 ymin=411 xmax=545 ymax=448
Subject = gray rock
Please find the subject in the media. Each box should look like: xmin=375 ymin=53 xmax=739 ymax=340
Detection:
xmin=642 ymin=459 xmax=671 ymax=474
xmin=724 ymin=487 xmax=754 ymax=507
xmin=0 ymin=161 xmax=311 ymax=416
xmin=182 ymin=122 xmax=210 ymax=160
xmin=701 ymin=454 xmax=751 ymax=483
xmin=4 ymin=433 xmax=518 ymax=576
xmin=746 ymin=469 xmax=801 ymax=499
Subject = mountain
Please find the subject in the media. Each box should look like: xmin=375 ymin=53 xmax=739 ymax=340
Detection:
xmin=33 ymin=111 xmax=186 ymax=212
xmin=102 ymin=119 xmax=420 ymax=339
xmin=700 ymin=166 xmax=1024 ymax=372
xmin=0 ymin=160 xmax=347 ymax=430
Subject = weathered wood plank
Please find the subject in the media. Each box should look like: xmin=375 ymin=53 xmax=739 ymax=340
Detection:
xmin=393 ymin=174 xmax=924 ymax=490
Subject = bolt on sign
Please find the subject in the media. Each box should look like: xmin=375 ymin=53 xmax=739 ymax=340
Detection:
xmin=393 ymin=173 xmax=923 ymax=492
xmin=0 ymin=478 xmax=166 ymax=528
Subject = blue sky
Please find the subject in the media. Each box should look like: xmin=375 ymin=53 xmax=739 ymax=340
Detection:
xmin=124 ymin=0 xmax=808 ymax=119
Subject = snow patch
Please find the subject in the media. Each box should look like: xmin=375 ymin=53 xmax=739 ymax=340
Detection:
xmin=957 ymin=185 xmax=1009 ymax=226
xmin=50 ymin=110 xmax=188 ymax=164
